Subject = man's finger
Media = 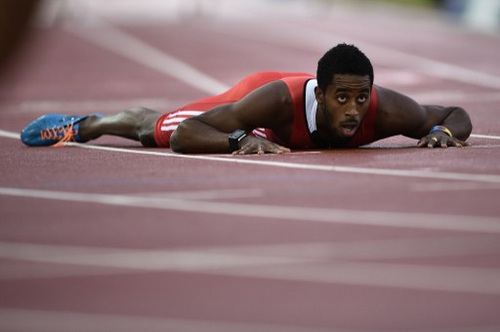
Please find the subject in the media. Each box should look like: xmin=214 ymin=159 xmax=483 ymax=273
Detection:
xmin=233 ymin=145 xmax=251 ymax=155
xmin=451 ymin=138 xmax=468 ymax=147
xmin=274 ymin=145 xmax=291 ymax=154
xmin=427 ymin=137 xmax=439 ymax=148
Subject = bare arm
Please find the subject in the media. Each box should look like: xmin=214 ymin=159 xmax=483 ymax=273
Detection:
xmin=374 ymin=86 xmax=473 ymax=147
xmin=414 ymin=105 xmax=472 ymax=147
xmin=170 ymin=80 xmax=292 ymax=154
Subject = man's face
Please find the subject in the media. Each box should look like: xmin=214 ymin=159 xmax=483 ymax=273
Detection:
xmin=315 ymin=74 xmax=371 ymax=143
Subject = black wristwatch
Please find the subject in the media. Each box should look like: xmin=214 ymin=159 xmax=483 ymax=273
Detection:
xmin=228 ymin=129 xmax=247 ymax=152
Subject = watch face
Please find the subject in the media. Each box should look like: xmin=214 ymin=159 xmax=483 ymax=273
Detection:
xmin=229 ymin=130 xmax=247 ymax=152
xmin=230 ymin=129 xmax=247 ymax=140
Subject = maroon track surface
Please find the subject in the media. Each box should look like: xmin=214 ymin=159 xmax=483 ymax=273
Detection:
xmin=1 ymin=1 xmax=500 ymax=331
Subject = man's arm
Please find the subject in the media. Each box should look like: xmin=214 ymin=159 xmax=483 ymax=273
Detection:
xmin=374 ymin=86 xmax=473 ymax=148
xmin=170 ymin=80 xmax=292 ymax=154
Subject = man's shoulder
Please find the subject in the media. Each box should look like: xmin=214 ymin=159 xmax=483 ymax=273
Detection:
xmin=278 ymin=74 xmax=315 ymax=99
xmin=372 ymin=85 xmax=427 ymax=139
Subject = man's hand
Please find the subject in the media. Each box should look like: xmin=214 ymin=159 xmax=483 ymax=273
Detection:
xmin=417 ymin=132 xmax=469 ymax=148
xmin=232 ymin=136 xmax=291 ymax=155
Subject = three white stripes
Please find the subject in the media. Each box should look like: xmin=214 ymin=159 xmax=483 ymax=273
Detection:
xmin=159 ymin=110 xmax=204 ymax=132
xmin=160 ymin=110 xmax=268 ymax=139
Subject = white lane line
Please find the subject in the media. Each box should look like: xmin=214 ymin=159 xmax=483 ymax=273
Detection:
xmin=2 ymin=235 xmax=499 ymax=281
xmin=2 ymin=129 xmax=499 ymax=183
xmin=0 ymin=308 xmax=336 ymax=332
xmin=0 ymin=129 xmax=20 ymax=139
xmin=471 ymin=133 xmax=500 ymax=140
xmin=1 ymin=187 xmax=500 ymax=234
xmin=133 ymin=188 xmax=264 ymax=200
xmin=463 ymin=144 xmax=500 ymax=149
xmin=0 ymin=241 xmax=304 ymax=273
xmin=201 ymin=235 xmax=500 ymax=261
xmin=2 ymin=240 xmax=500 ymax=294
xmin=65 ymin=21 xmax=229 ymax=95
xmin=71 ymin=142 xmax=500 ymax=184
xmin=218 ymin=261 xmax=500 ymax=295
xmin=3 ymin=235 xmax=499 ymax=275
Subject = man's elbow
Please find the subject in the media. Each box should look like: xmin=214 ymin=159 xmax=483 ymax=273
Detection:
xmin=456 ymin=107 xmax=473 ymax=140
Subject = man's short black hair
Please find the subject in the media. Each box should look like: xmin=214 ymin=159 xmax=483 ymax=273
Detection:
xmin=316 ymin=43 xmax=374 ymax=91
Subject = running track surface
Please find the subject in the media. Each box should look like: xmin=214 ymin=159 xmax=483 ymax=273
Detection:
xmin=1 ymin=1 xmax=500 ymax=331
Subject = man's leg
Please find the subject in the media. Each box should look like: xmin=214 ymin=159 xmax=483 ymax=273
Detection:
xmin=78 ymin=107 xmax=160 ymax=147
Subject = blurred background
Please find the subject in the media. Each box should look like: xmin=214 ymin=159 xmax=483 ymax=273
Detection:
xmin=32 ymin=0 xmax=500 ymax=31
xmin=2 ymin=0 xmax=499 ymax=70
xmin=1 ymin=0 xmax=499 ymax=120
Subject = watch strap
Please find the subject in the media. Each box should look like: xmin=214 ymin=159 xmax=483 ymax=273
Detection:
xmin=228 ymin=129 xmax=247 ymax=152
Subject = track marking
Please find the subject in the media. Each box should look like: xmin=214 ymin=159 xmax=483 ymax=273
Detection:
xmin=65 ymin=20 xmax=229 ymax=95
xmin=471 ymin=133 xmax=500 ymax=140
xmin=1 ymin=129 xmax=499 ymax=184
xmin=219 ymin=261 xmax=500 ymax=295
xmin=201 ymin=235 xmax=500 ymax=261
xmin=5 ymin=235 xmax=499 ymax=275
xmin=0 ymin=129 xmax=20 ymax=139
xmin=0 ymin=241 xmax=304 ymax=274
xmin=63 ymin=142 xmax=500 ymax=184
xmin=132 ymin=188 xmax=264 ymax=200
xmin=2 ymin=235 xmax=499 ymax=281
xmin=1 ymin=186 xmax=500 ymax=234
xmin=2 ymin=239 xmax=500 ymax=294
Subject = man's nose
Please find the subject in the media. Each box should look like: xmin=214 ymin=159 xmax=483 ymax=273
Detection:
xmin=345 ymin=104 xmax=359 ymax=117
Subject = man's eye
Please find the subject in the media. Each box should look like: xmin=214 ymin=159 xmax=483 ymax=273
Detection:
xmin=357 ymin=95 xmax=367 ymax=103
xmin=337 ymin=95 xmax=347 ymax=103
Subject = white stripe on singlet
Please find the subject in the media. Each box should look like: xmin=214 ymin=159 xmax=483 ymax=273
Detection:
xmin=304 ymin=79 xmax=318 ymax=134
xmin=160 ymin=110 xmax=204 ymax=132
xmin=252 ymin=128 xmax=268 ymax=139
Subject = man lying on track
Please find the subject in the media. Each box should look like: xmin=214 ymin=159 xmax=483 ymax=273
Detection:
xmin=20 ymin=43 xmax=472 ymax=154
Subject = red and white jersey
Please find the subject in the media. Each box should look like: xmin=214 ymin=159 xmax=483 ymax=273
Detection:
xmin=153 ymin=71 xmax=378 ymax=149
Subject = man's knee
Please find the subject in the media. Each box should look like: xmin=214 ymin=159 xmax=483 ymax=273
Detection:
xmin=139 ymin=134 xmax=156 ymax=147
xmin=130 ymin=107 xmax=160 ymax=147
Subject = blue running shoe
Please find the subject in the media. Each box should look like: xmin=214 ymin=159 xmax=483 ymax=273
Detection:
xmin=21 ymin=114 xmax=91 ymax=146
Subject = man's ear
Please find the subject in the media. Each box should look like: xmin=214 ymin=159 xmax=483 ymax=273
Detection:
xmin=315 ymin=86 xmax=324 ymax=105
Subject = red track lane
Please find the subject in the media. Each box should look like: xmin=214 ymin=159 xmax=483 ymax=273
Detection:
xmin=1 ymin=1 xmax=500 ymax=331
